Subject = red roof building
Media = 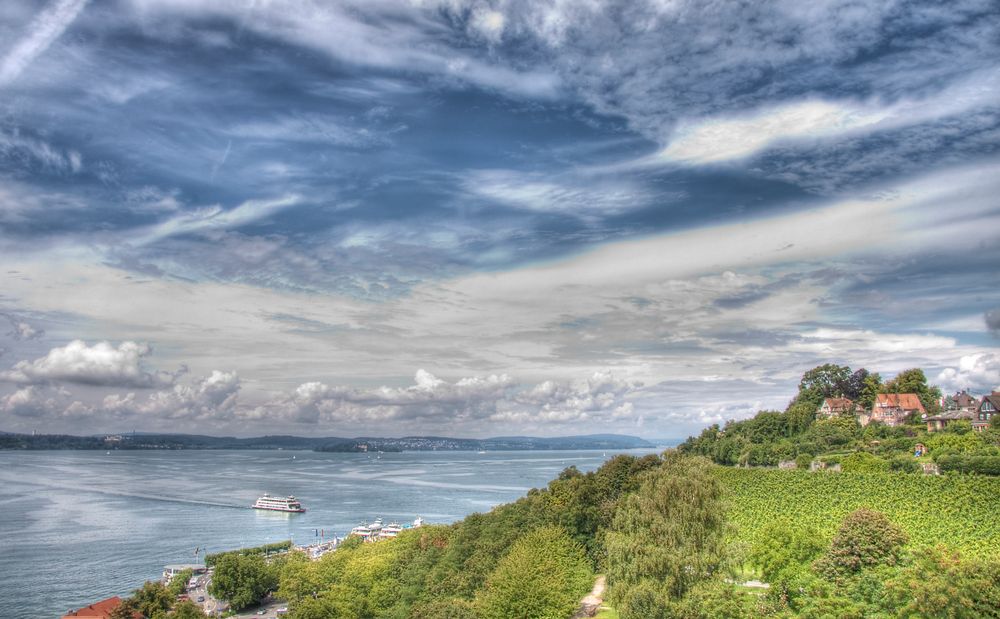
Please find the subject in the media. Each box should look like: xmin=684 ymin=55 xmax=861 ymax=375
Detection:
xmin=861 ymin=393 xmax=926 ymax=427
xmin=62 ymin=596 xmax=138 ymax=619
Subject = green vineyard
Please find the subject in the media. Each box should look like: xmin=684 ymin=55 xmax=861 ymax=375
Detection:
xmin=715 ymin=467 xmax=1000 ymax=558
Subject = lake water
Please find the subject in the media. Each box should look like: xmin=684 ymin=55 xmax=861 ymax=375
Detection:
xmin=0 ymin=448 xmax=657 ymax=618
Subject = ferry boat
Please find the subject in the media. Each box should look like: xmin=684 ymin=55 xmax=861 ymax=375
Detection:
xmin=252 ymin=494 xmax=306 ymax=513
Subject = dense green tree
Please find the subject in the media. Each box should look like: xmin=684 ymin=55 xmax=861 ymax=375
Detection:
xmin=128 ymin=581 xmax=174 ymax=619
xmin=883 ymin=545 xmax=1000 ymax=618
xmin=208 ymin=552 xmax=277 ymax=611
xmin=750 ymin=520 xmax=826 ymax=584
xmin=858 ymin=371 xmax=883 ymax=410
xmin=409 ymin=597 xmax=479 ymax=619
xmin=785 ymin=401 xmax=817 ymax=435
xmin=166 ymin=569 xmax=192 ymax=597
xmin=606 ymin=454 xmax=729 ymax=617
xmin=166 ymin=600 xmax=208 ymax=619
xmin=843 ymin=368 xmax=871 ymax=401
xmin=815 ymin=509 xmax=908 ymax=579
xmin=476 ymin=526 xmax=592 ymax=619
xmin=798 ymin=364 xmax=853 ymax=406
xmin=109 ymin=600 xmax=139 ymax=619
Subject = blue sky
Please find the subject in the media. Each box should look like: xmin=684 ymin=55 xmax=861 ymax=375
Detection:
xmin=1 ymin=0 xmax=998 ymax=438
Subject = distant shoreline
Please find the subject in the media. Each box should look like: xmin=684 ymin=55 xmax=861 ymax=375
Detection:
xmin=0 ymin=430 xmax=670 ymax=452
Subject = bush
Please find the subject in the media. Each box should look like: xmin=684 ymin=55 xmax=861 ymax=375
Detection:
xmin=750 ymin=520 xmax=825 ymax=584
xmin=814 ymin=509 xmax=907 ymax=579
xmin=937 ymin=454 xmax=1000 ymax=476
xmin=888 ymin=456 xmax=921 ymax=473
xmin=840 ymin=452 xmax=889 ymax=473
xmin=795 ymin=453 xmax=813 ymax=470
xmin=477 ymin=526 xmax=592 ymax=619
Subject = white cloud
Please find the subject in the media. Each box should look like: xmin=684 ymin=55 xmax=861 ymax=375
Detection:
xmin=254 ymin=369 xmax=639 ymax=429
xmin=134 ymin=194 xmax=301 ymax=245
xmin=0 ymin=340 xmax=180 ymax=388
xmin=463 ymin=169 xmax=658 ymax=216
xmin=937 ymin=354 xmax=1000 ymax=393
xmin=103 ymin=370 xmax=241 ymax=420
xmin=1 ymin=386 xmax=58 ymax=417
xmin=2 ymin=164 xmax=997 ymax=435
xmin=659 ymin=100 xmax=891 ymax=165
xmin=2 ymin=314 xmax=43 ymax=341
xmin=468 ymin=8 xmax=506 ymax=42
xmin=0 ymin=0 xmax=89 ymax=88
xmin=0 ymin=128 xmax=83 ymax=173
xmin=658 ymin=69 xmax=1000 ymax=165
xmin=127 ymin=0 xmax=559 ymax=99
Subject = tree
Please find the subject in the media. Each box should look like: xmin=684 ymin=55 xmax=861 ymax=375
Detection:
xmin=751 ymin=520 xmax=826 ymax=584
xmin=606 ymin=454 xmax=729 ymax=617
xmin=815 ymin=509 xmax=908 ymax=579
xmin=477 ymin=526 xmax=592 ymax=619
xmin=884 ymin=545 xmax=1000 ymax=618
xmin=798 ymin=364 xmax=852 ymax=406
xmin=208 ymin=553 xmax=277 ymax=611
xmin=129 ymin=581 xmax=174 ymax=619
xmin=843 ymin=368 xmax=871 ymax=401
xmin=167 ymin=601 xmax=208 ymax=619
xmin=167 ymin=569 xmax=193 ymax=597
xmin=109 ymin=600 xmax=139 ymax=619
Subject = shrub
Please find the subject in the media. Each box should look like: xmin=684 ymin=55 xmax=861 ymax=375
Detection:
xmin=840 ymin=452 xmax=889 ymax=473
xmin=795 ymin=453 xmax=813 ymax=470
xmin=814 ymin=508 xmax=907 ymax=579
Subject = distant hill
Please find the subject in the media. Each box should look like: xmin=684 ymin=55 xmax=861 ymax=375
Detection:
xmin=0 ymin=431 xmax=655 ymax=451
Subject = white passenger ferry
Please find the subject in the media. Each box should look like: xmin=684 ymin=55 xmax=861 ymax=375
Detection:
xmin=252 ymin=494 xmax=306 ymax=513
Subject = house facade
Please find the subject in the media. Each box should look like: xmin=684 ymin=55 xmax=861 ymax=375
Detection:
xmin=817 ymin=397 xmax=856 ymax=418
xmin=973 ymin=393 xmax=1000 ymax=432
xmin=860 ymin=393 xmax=926 ymax=427
xmin=942 ymin=390 xmax=978 ymax=413
xmin=926 ymin=410 xmax=974 ymax=432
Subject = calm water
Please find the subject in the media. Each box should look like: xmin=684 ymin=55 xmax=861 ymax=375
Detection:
xmin=0 ymin=448 xmax=656 ymax=618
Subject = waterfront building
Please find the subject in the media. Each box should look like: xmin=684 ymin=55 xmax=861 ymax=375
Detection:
xmin=62 ymin=596 xmax=140 ymax=619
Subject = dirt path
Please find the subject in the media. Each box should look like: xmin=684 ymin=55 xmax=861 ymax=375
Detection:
xmin=572 ymin=575 xmax=607 ymax=618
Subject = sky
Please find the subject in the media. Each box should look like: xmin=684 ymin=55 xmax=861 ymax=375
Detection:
xmin=0 ymin=0 xmax=999 ymax=439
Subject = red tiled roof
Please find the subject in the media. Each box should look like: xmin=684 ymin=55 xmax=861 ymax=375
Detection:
xmin=875 ymin=393 xmax=926 ymax=413
xmin=823 ymin=397 xmax=854 ymax=408
xmin=62 ymin=596 xmax=125 ymax=619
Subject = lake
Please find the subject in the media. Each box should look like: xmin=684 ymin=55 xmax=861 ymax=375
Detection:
xmin=0 ymin=448 xmax=657 ymax=618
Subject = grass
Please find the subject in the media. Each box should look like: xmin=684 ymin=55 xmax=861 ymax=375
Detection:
xmin=594 ymin=606 xmax=619 ymax=619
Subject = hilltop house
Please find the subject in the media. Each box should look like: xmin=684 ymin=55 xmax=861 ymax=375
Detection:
xmin=860 ymin=393 xmax=926 ymax=427
xmin=942 ymin=390 xmax=979 ymax=413
xmin=817 ymin=397 xmax=856 ymax=418
xmin=973 ymin=392 xmax=1000 ymax=432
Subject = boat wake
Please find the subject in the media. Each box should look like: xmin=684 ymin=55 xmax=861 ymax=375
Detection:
xmin=0 ymin=474 xmax=248 ymax=510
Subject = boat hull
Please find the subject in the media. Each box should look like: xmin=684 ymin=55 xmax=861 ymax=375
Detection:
xmin=253 ymin=505 xmax=306 ymax=513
